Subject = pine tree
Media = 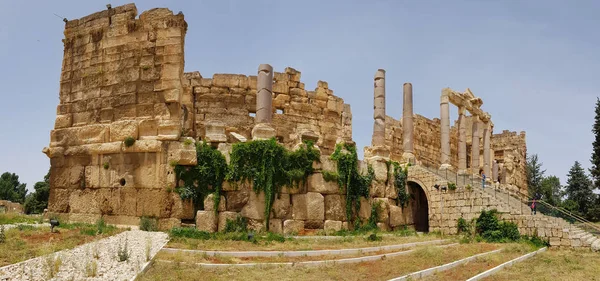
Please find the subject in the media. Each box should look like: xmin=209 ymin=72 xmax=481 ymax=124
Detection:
xmin=590 ymin=98 xmax=600 ymax=189
xmin=565 ymin=161 xmax=595 ymax=217
xmin=526 ymin=154 xmax=545 ymax=198
xmin=540 ymin=175 xmax=562 ymax=206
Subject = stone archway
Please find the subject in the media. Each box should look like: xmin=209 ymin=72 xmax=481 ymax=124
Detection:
xmin=407 ymin=181 xmax=429 ymax=232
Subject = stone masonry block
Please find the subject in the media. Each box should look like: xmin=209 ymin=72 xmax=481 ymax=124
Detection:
xmin=110 ymin=120 xmax=138 ymax=142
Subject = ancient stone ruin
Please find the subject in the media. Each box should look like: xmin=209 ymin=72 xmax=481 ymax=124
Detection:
xmin=44 ymin=4 xmax=529 ymax=234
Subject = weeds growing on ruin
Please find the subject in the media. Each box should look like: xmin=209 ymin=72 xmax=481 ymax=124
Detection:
xmin=330 ymin=142 xmax=374 ymax=229
xmin=117 ymin=238 xmax=130 ymax=262
xmin=322 ymin=170 xmax=339 ymax=182
xmin=0 ymin=225 xmax=5 ymax=244
xmin=45 ymin=254 xmax=62 ymax=279
xmin=123 ymin=137 xmax=136 ymax=147
xmin=183 ymin=138 xmax=193 ymax=146
xmin=175 ymin=141 xmax=228 ymax=214
xmin=448 ymin=182 xmax=457 ymax=191
xmin=140 ymin=216 xmax=158 ymax=232
xmin=85 ymin=260 xmax=98 ymax=277
xmin=389 ymin=161 xmax=410 ymax=208
xmin=146 ymin=236 xmax=152 ymax=262
xmin=224 ymin=216 xmax=248 ymax=233
xmin=226 ymin=139 xmax=320 ymax=229
xmin=103 ymin=162 xmax=109 ymax=170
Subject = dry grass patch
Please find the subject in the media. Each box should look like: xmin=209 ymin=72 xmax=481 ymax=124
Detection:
xmin=421 ymin=243 xmax=537 ymax=281
xmin=139 ymin=243 xmax=500 ymax=281
xmin=483 ymin=248 xmax=600 ymax=281
xmin=0 ymin=213 xmax=41 ymax=225
xmin=167 ymin=233 xmax=442 ymax=252
xmin=0 ymin=223 xmax=124 ymax=267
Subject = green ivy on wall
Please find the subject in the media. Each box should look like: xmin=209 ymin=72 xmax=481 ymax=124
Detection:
xmin=174 ymin=142 xmax=227 ymax=215
xmin=330 ymin=143 xmax=374 ymax=228
xmin=389 ymin=161 xmax=410 ymax=208
xmin=226 ymin=139 xmax=320 ymax=229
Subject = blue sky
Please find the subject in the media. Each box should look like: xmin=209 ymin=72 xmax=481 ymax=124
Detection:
xmin=1 ymin=0 xmax=599 ymax=191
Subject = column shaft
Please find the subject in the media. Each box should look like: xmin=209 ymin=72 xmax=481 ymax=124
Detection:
xmin=483 ymin=122 xmax=491 ymax=178
xmin=256 ymin=64 xmax=273 ymax=123
xmin=457 ymin=107 xmax=467 ymax=173
xmin=440 ymin=90 xmax=450 ymax=168
xmin=402 ymin=83 xmax=414 ymax=158
xmin=372 ymin=69 xmax=386 ymax=147
xmin=471 ymin=116 xmax=480 ymax=175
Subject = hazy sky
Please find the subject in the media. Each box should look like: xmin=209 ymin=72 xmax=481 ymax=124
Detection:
xmin=1 ymin=0 xmax=599 ymax=191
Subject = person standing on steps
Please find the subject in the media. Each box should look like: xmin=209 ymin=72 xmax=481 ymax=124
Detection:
xmin=482 ymin=173 xmax=486 ymax=189
xmin=531 ymin=198 xmax=537 ymax=215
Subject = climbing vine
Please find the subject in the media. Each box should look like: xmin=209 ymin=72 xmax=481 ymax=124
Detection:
xmin=389 ymin=161 xmax=410 ymax=208
xmin=226 ymin=138 xmax=320 ymax=229
xmin=174 ymin=142 xmax=228 ymax=215
xmin=330 ymin=143 xmax=374 ymax=228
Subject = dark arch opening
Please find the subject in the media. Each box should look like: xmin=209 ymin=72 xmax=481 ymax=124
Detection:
xmin=407 ymin=181 xmax=429 ymax=232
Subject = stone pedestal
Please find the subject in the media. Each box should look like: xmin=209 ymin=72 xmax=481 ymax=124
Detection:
xmin=205 ymin=120 xmax=227 ymax=143
xmin=252 ymin=123 xmax=276 ymax=140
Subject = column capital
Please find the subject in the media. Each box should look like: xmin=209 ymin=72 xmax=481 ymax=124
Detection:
xmin=458 ymin=106 xmax=466 ymax=116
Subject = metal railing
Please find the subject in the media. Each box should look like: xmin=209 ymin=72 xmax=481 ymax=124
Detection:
xmin=412 ymin=159 xmax=600 ymax=237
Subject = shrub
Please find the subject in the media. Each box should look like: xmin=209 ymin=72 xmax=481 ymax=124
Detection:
xmin=447 ymin=182 xmax=457 ymax=191
xmin=117 ymin=239 xmax=130 ymax=262
xmin=457 ymin=217 xmax=470 ymax=234
xmin=96 ymin=217 xmax=107 ymax=234
xmin=103 ymin=162 xmax=109 ymax=170
xmin=322 ymin=170 xmax=339 ymax=182
xmin=0 ymin=225 xmax=5 ymax=244
xmin=475 ymin=209 xmax=520 ymax=242
xmin=224 ymin=216 xmax=248 ymax=233
xmin=140 ymin=216 xmax=158 ymax=232
xmin=499 ymin=221 xmax=520 ymax=241
xmin=45 ymin=254 xmax=62 ymax=279
xmin=366 ymin=233 xmax=381 ymax=241
xmin=183 ymin=138 xmax=193 ymax=146
xmin=85 ymin=260 xmax=97 ymax=277
xmin=17 ymin=224 xmax=35 ymax=231
xmin=170 ymin=227 xmax=212 ymax=240
xmin=123 ymin=137 xmax=136 ymax=147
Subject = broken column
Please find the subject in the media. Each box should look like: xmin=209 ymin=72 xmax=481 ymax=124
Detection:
xmin=372 ymin=69 xmax=386 ymax=147
xmin=402 ymin=83 xmax=415 ymax=162
xmin=471 ymin=115 xmax=481 ymax=175
xmin=457 ymin=106 xmax=467 ymax=174
xmin=252 ymin=64 xmax=276 ymax=140
xmin=492 ymin=160 xmax=499 ymax=183
xmin=482 ymin=119 xmax=492 ymax=180
xmin=440 ymin=89 xmax=451 ymax=170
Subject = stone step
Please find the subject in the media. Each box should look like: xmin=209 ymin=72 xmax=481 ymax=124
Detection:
xmin=592 ymin=239 xmax=600 ymax=252
xmin=584 ymin=236 xmax=597 ymax=247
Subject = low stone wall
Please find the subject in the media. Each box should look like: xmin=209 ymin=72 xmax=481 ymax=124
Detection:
xmin=0 ymin=200 xmax=24 ymax=214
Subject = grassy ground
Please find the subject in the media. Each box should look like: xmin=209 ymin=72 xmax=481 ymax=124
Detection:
xmin=155 ymin=246 xmax=440 ymax=264
xmin=483 ymin=248 xmax=600 ymax=281
xmin=0 ymin=213 xmax=42 ymax=225
xmin=421 ymin=243 xmax=538 ymax=281
xmin=167 ymin=233 xmax=443 ymax=251
xmin=139 ymin=243 xmax=500 ymax=281
xmin=0 ymin=222 xmax=124 ymax=267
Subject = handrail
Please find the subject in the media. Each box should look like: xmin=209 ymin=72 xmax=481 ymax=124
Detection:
xmin=412 ymin=161 xmax=600 ymax=236
xmin=528 ymin=200 xmax=600 ymax=234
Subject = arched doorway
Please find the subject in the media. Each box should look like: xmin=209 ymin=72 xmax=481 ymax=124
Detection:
xmin=407 ymin=181 xmax=429 ymax=232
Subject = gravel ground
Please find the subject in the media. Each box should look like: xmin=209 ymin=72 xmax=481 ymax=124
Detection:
xmin=0 ymin=223 xmax=49 ymax=231
xmin=0 ymin=230 xmax=169 ymax=281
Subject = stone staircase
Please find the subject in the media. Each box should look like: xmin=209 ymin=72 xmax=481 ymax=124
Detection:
xmin=416 ymin=164 xmax=600 ymax=251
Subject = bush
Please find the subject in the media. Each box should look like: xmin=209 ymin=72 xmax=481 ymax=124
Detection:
xmin=0 ymin=225 xmax=5 ymax=244
xmin=457 ymin=217 xmax=470 ymax=234
xmin=170 ymin=227 xmax=212 ymax=240
xmin=96 ymin=217 xmax=107 ymax=234
xmin=140 ymin=216 xmax=158 ymax=232
xmin=123 ymin=137 xmax=136 ymax=147
xmin=117 ymin=239 xmax=130 ymax=262
xmin=448 ymin=182 xmax=457 ymax=191
xmin=224 ymin=216 xmax=248 ymax=233
xmin=475 ymin=209 xmax=519 ymax=242
xmin=366 ymin=233 xmax=381 ymax=241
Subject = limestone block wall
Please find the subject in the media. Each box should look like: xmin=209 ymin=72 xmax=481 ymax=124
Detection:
xmin=184 ymin=70 xmax=352 ymax=155
xmin=44 ymin=4 xmax=196 ymax=228
xmin=0 ymin=200 xmax=24 ymax=214
xmin=492 ymin=130 xmax=527 ymax=196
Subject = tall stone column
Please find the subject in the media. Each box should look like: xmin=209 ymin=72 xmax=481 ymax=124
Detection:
xmin=372 ymin=69 xmax=386 ymax=147
xmin=471 ymin=115 xmax=480 ymax=176
xmin=483 ymin=121 xmax=491 ymax=179
xmin=492 ymin=160 xmax=499 ymax=183
xmin=252 ymin=64 xmax=276 ymax=140
xmin=457 ymin=106 xmax=467 ymax=174
xmin=256 ymin=64 xmax=273 ymax=123
xmin=440 ymin=89 xmax=451 ymax=170
xmin=402 ymin=83 xmax=415 ymax=162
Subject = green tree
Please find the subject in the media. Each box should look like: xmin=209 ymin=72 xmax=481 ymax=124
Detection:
xmin=526 ymin=154 xmax=545 ymax=198
xmin=0 ymin=172 xmax=27 ymax=203
xmin=564 ymin=161 xmax=595 ymax=218
xmin=540 ymin=175 xmax=563 ymax=206
xmin=24 ymin=169 xmax=50 ymax=214
xmin=590 ymin=98 xmax=600 ymax=189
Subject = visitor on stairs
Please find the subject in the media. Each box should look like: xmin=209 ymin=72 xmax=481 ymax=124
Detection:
xmin=482 ymin=173 xmax=486 ymax=189
xmin=531 ymin=198 xmax=536 ymax=215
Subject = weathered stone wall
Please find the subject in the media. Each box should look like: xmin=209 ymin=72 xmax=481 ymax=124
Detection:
xmin=0 ymin=200 xmax=24 ymax=214
xmin=44 ymin=4 xmax=196 ymax=228
xmin=492 ymin=130 xmax=527 ymax=197
xmin=184 ymin=71 xmax=351 ymax=155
